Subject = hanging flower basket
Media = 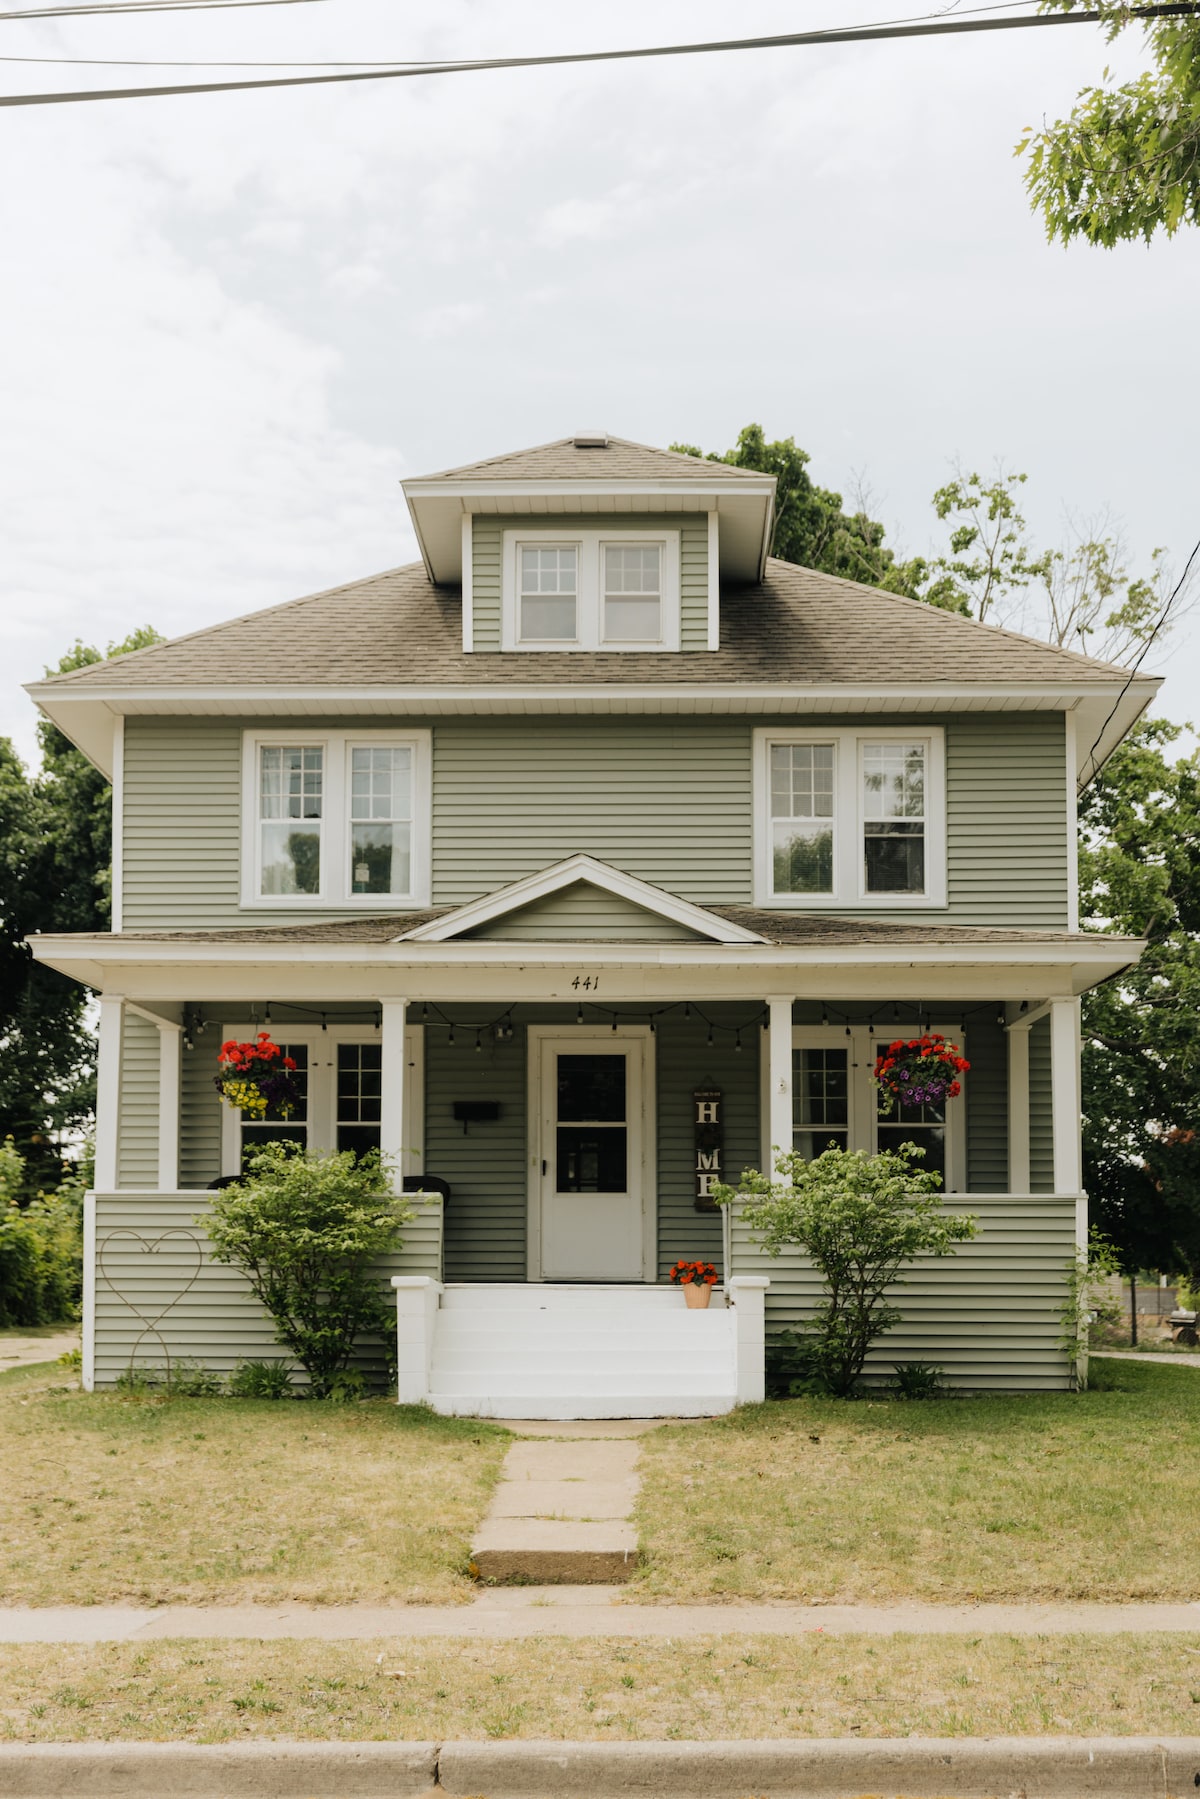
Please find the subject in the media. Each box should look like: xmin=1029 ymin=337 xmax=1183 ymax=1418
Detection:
xmin=214 ymin=1032 xmax=301 ymax=1119
xmin=669 ymin=1259 xmax=719 ymax=1309
xmin=872 ymin=1033 xmax=970 ymax=1114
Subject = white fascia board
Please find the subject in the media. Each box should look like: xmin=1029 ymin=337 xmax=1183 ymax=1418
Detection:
xmin=401 ymin=478 xmax=777 ymax=502
xmin=399 ymin=854 xmax=766 ymax=945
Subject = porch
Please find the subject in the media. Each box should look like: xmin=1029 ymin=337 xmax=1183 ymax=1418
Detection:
xmin=84 ymin=988 xmax=1088 ymax=1401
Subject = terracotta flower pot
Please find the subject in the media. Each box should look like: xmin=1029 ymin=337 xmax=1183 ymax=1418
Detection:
xmin=683 ymin=1282 xmax=712 ymax=1309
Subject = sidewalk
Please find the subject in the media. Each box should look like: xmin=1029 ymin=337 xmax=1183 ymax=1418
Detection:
xmin=3 ymin=1585 xmax=1200 ymax=1643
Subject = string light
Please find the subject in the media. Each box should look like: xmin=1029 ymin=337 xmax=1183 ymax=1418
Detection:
xmin=576 ymin=1003 xmax=584 ymax=1025
xmin=474 ymin=1030 xmax=482 ymax=1053
xmin=734 ymin=1030 xmax=742 ymax=1054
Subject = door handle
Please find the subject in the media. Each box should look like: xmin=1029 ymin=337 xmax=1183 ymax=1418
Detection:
xmin=542 ymin=1160 xmax=547 ymax=1176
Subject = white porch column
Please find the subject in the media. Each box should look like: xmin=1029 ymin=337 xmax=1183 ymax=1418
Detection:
xmin=94 ymin=995 xmax=124 ymax=1192
xmin=81 ymin=1190 xmax=96 ymax=1393
xmin=765 ymin=994 xmax=795 ymax=1181
xmin=728 ymin=1275 xmax=770 ymax=1404
xmin=1050 ymin=996 xmax=1083 ymax=1195
xmin=1007 ymin=1020 xmax=1031 ymax=1193
xmin=156 ymin=1020 xmax=181 ymax=1192
xmin=391 ymin=1275 xmax=442 ymax=1405
xmin=379 ymin=999 xmax=408 ymax=1195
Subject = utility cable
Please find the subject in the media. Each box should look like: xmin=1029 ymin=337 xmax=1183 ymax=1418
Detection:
xmin=0 ymin=2 xmax=1197 ymax=109
xmin=0 ymin=0 xmax=324 ymax=19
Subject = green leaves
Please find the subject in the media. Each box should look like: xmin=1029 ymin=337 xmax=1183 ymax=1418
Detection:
xmin=714 ymin=1146 xmax=977 ymax=1396
xmin=202 ymin=1144 xmax=410 ymax=1398
xmin=1020 ymin=11 xmax=1200 ymax=246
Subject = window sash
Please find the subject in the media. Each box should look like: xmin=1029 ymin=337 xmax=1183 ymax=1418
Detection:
xmin=259 ymin=746 xmax=323 ymax=897
xmin=502 ymin=530 xmax=680 ymax=652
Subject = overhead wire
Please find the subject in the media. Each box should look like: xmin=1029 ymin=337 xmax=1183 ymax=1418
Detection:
xmin=0 ymin=0 xmax=325 ymax=19
xmin=0 ymin=2 xmax=1197 ymax=108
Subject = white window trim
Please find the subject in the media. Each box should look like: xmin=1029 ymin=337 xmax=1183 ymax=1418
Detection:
xmin=240 ymin=728 xmax=431 ymax=910
xmin=500 ymin=528 xmax=681 ymax=653
xmin=753 ymin=726 xmax=946 ymax=909
xmin=220 ymin=1021 xmax=424 ymax=1176
xmin=791 ymin=1023 xmax=967 ymax=1194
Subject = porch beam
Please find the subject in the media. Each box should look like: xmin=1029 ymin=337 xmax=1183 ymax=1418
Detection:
xmin=1050 ymin=996 xmax=1083 ymax=1195
xmin=94 ymin=995 xmax=123 ymax=1193
xmin=765 ymin=994 xmax=795 ymax=1182
xmin=379 ymin=999 xmax=409 ymax=1196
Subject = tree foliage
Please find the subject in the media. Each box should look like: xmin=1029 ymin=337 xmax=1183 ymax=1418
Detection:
xmin=1079 ymin=718 xmax=1200 ymax=1284
xmin=1020 ymin=4 xmax=1200 ymax=246
xmin=201 ymin=1142 xmax=410 ymax=1397
xmin=714 ymin=1145 xmax=977 ymax=1397
xmin=0 ymin=627 xmax=161 ymax=1192
xmin=0 ymin=1135 xmax=83 ymax=1325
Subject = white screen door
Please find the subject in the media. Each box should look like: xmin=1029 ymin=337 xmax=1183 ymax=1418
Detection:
xmin=537 ymin=1035 xmax=647 ymax=1280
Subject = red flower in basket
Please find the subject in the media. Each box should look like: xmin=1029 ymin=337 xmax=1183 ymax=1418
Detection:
xmin=214 ymin=1031 xmax=302 ymax=1120
xmin=872 ymin=1032 xmax=969 ymax=1114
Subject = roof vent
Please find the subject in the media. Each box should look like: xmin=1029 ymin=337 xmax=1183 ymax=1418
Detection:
xmin=572 ymin=432 xmax=609 ymax=448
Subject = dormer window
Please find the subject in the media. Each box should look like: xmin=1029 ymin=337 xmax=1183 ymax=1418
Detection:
xmin=502 ymin=529 xmax=680 ymax=651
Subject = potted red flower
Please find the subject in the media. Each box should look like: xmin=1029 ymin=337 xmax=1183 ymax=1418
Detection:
xmin=214 ymin=1032 xmax=301 ymax=1119
xmin=872 ymin=1032 xmax=969 ymax=1114
xmin=669 ymin=1259 xmax=720 ymax=1310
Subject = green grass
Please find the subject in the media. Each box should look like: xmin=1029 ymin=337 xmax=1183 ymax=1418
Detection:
xmin=1 ymin=1634 xmax=1198 ymax=1742
xmin=633 ymin=1359 xmax=1200 ymax=1602
xmin=0 ymin=1367 xmax=508 ymax=1605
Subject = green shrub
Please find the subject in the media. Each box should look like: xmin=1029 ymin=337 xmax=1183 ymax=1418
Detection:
xmin=891 ymin=1361 xmax=944 ymax=1400
xmin=229 ymin=1359 xmax=296 ymax=1400
xmin=764 ymin=1328 xmax=830 ymax=1398
xmin=201 ymin=1143 xmax=409 ymax=1399
xmin=0 ymin=1138 xmax=83 ymax=1327
xmin=115 ymin=1360 xmax=223 ymax=1397
xmin=716 ymin=1144 xmax=977 ymax=1398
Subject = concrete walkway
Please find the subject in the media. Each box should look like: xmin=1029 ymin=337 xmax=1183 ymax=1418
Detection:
xmin=4 ymin=1587 xmax=1200 ymax=1644
xmin=0 ymin=1330 xmax=78 ymax=1371
xmin=470 ymin=1418 xmax=657 ymax=1583
xmin=1093 ymin=1348 xmax=1200 ymax=1368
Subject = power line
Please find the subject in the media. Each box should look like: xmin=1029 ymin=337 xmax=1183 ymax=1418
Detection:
xmin=1 ymin=2 xmax=1197 ymax=109
xmin=1080 ymin=534 xmax=1200 ymax=789
xmin=0 ymin=0 xmax=325 ymax=18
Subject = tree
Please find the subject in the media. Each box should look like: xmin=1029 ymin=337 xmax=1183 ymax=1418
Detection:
xmin=1078 ymin=719 xmax=1200 ymax=1285
xmin=0 ymin=627 xmax=161 ymax=1193
xmin=713 ymin=1145 xmax=977 ymax=1396
xmin=202 ymin=1143 xmax=410 ymax=1397
xmin=1020 ymin=4 xmax=1200 ymax=246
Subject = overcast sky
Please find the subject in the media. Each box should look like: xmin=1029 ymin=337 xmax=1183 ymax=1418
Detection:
xmin=3 ymin=0 xmax=1197 ymax=766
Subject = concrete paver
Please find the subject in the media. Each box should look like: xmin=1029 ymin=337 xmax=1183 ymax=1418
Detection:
xmin=471 ymin=1434 xmax=643 ymax=1582
xmin=1093 ymin=1348 xmax=1200 ymax=1368
xmin=0 ymin=1331 xmax=78 ymax=1370
xmin=491 ymin=1417 xmax=672 ymax=1437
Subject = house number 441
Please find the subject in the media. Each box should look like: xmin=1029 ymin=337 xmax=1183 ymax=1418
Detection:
xmin=571 ymin=975 xmax=600 ymax=990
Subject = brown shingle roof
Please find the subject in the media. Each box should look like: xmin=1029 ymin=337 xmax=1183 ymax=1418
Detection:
xmin=409 ymin=435 xmax=770 ymax=484
xmin=39 ymin=559 xmax=1132 ymax=692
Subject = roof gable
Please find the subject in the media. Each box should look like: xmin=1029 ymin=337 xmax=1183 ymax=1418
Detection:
xmin=398 ymin=856 xmax=766 ymax=945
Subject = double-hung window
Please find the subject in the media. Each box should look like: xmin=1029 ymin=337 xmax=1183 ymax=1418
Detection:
xmin=755 ymin=728 xmax=945 ymax=907
xmin=502 ymin=530 xmax=680 ymax=650
xmin=242 ymin=730 xmax=430 ymax=908
xmin=790 ymin=1025 xmax=965 ymax=1192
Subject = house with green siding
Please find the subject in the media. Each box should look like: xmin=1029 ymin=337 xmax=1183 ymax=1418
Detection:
xmin=27 ymin=433 xmax=1156 ymax=1414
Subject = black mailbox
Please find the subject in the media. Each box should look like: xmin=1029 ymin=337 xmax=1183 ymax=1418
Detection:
xmin=452 ymin=1100 xmax=501 ymax=1134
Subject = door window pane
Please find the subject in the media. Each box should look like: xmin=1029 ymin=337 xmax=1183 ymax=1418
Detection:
xmin=793 ymin=1046 xmax=849 ymax=1159
xmin=241 ymin=1042 xmax=309 ymax=1166
xmin=520 ymin=545 xmax=578 ymax=641
xmin=336 ymin=1041 xmax=383 ymax=1158
xmin=556 ymin=1127 xmax=628 ymax=1193
xmin=863 ymin=742 xmax=926 ymax=894
xmin=603 ymin=544 xmax=662 ymax=642
xmin=555 ymin=1054 xmax=626 ymax=1192
xmin=350 ymin=746 xmax=412 ymax=895
xmin=876 ymin=1088 xmax=945 ymax=1186
xmin=259 ymin=746 xmax=323 ymax=895
xmin=770 ymin=743 xmax=835 ymax=894
xmin=557 ymin=1055 xmax=626 ymax=1122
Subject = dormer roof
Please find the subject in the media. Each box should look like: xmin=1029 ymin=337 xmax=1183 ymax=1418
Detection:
xmin=402 ymin=433 xmax=775 ymax=585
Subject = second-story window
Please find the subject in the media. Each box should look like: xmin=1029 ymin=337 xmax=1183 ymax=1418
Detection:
xmin=520 ymin=545 xmax=578 ymax=643
xmin=259 ymin=745 xmax=323 ymax=895
xmin=244 ymin=730 xmax=430 ymax=908
xmin=755 ymin=728 xmax=945 ymax=908
xmin=603 ymin=544 xmax=661 ymax=643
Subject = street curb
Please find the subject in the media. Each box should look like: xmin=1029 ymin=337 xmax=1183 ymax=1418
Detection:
xmin=1 ymin=1735 xmax=1198 ymax=1797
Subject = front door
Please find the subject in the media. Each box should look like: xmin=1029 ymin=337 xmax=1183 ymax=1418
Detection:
xmin=536 ymin=1034 xmax=649 ymax=1280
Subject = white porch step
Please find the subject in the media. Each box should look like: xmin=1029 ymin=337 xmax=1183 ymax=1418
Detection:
xmin=426 ymin=1281 xmax=738 ymax=1419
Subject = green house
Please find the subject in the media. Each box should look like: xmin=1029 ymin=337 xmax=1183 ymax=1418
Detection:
xmin=28 ymin=433 xmax=1156 ymax=1413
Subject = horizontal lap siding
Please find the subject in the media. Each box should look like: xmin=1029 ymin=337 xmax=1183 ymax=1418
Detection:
xmin=117 ymin=1013 xmax=160 ymax=1189
xmin=655 ymin=1013 xmax=761 ymax=1278
xmin=1029 ymin=1016 xmax=1054 ymax=1193
xmin=93 ymin=1192 xmax=442 ymax=1387
xmin=730 ymin=1195 xmax=1076 ymax=1389
xmin=427 ymin=1023 xmax=527 ymax=1282
xmin=432 ymin=718 xmax=753 ymax=907
xmin=123 ymin=720 xmax=243 ymax=929
xmin=180 ymin=1041 xmax=222 ymax=1189
xmin=964 ymin=1018 xmax=1008 ymax=1193
xmin=946 ymin=714 xmax=1068 ymax=927
xmin=469 ymin=885 xmax=705 ymax=941
xmin=470 ymin=515 xmax=709 ymax=653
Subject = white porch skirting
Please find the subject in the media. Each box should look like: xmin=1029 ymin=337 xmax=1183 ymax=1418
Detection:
xmin=392 ymin=1278 xmax=769 ymax=1420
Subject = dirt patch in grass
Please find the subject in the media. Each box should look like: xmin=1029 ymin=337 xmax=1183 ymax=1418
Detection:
xmin=0 ymin=1634 xmax=1197 ymax=1742
xmin=633 ymin=1359 xmax=1200 ymax=1603
xmin=0 ymin=1367 xmax=507 ymax=1606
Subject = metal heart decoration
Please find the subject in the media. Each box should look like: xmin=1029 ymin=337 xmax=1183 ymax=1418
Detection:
xmin=96 ymin=1227 xmax=205 ymax=1377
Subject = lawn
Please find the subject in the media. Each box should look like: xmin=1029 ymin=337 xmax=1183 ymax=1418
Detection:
xmin=1 ymin=1634 xmax=1198 ymax=1742
xmin=0 ymin=1364 xmax=508 ymax=1606
xmin=633 ymin=1359 xmax=1200 ymax=1603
